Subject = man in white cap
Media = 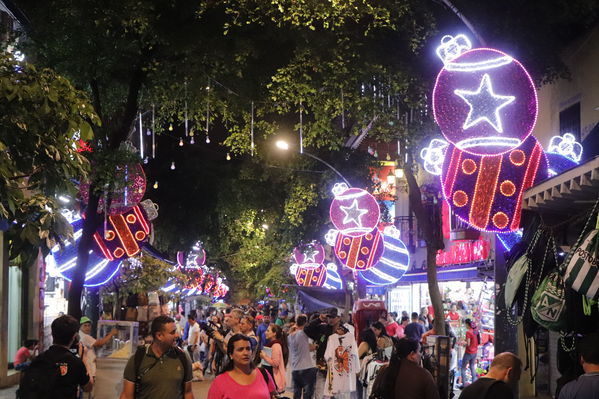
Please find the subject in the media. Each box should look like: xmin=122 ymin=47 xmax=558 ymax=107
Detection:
xmin=79 ymin=316 xmax=117 ymax=393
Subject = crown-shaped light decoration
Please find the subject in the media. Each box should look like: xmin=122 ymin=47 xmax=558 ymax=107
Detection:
xmin=547 ymin=133 xmax=583 ymax=163
xmin=326 ymin=262 xmax=338 ymax=272
xmin=383 ymin=225 xmax=401 ymax=240
xmin=436 ymin=34 xmax=472 ymax=65
xmin=332 ymin=182 xmax=350 ymax=196
xmin=420 ymin=138 xmax=449 ymax=175
xmin=324 ymin=229 xmax=339 ymax=246
xmin=289 ymin=263 xmax=299 ymax=275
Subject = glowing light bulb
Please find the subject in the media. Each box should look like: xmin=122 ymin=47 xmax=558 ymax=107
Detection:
xmin=153 ymin=181 xmax=158 ymax=189
xmin=170 ymin=162 xmax=176 ymax=170
xmin=146 ymin=129 xmax=152 ymax=136
xmin=190 ymin=137 xmax=195 ymax=144
xmin=179 ymin=138 xmax=184 ymax=147
xmin=168 ymin=124 xmax=173 ymax=131
xmin=386 ymin=153 xmax=391 ymax=161
xmin=206 ymin=136 xmax=211 ymax=144
xmin=189 ymin=129 xmax=194 ymax=137
xmin=374 ymin=150 xmax=378 ymax=158
xmin=143 ymin=157 xmax=149 ymax=164
xmin=226 ymin=153 xmax=231 ymax=161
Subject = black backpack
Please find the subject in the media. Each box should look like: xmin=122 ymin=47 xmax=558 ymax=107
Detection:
xmin=17 ymin=350 xmax=73 ymax=399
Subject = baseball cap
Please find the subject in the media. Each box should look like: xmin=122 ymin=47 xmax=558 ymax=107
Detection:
xmin=80 ymin=316 xmax=92 ymax=325
xmin=326 ymin=308 xmax=339 ymax=318
xmin=256 ymin=315 xmax=264 ymax=321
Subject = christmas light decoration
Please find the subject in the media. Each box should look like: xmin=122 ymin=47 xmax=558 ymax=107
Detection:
xmin=358 ymin=226 xmax=410 ymax=286
xmin=80 ymin=163 xmax=146 ymax=216
xmin=546 ymin=133 xmax=583 ymax=175
xmin=420 ymin=138 xmax=449 ymax=175
xmin=433 ymin=47 xmax=538 ymax=156
xmin=441 ymin=135 xmax=548 ymax=232
xmin=295 ymin=263 xmax=327 ymax=287
xmin=92 ymin=205 xmax=151 ymax=260
xmin=323 ymin=263 xmax=343 ymax=290
xmin=334 ymin=227 xmax=385 ymax=271
xmin=170 ymin=161 xmax=176 ymax=170
xmin=436 ymin=34 xmax=472 ymax=65
xmin=329 ymin=183 xmax=380 ymax=237
xmin=497 ymin=230 xmax=523 ymax=252
xmin=292 ymin=241 xmax=326 ymax=269
xmin=45 ymin=214 xmax=122 ymax=287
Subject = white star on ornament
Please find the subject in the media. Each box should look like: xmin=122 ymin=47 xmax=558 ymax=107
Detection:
xmin=303 ymin=247 xmax=320 ymax=263
xmin=454 ymin=73 xmax=515 ymax=133
xmin=340 ymin=199 xmax=368 ymax=227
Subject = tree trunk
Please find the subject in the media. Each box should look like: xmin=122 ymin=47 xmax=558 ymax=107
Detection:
xmin=67 ymin=188 xmax=101 ymax=318
xmin=404 ymin=159 xmax=446 ymax=336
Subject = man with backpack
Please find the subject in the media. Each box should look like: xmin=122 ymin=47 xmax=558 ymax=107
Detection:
xmin=18 ymin=315 xmax=92 ymax=399
xmin=119 ymin=315 xmax=194 ymax=399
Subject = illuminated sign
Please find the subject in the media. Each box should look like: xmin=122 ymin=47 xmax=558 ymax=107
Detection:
xmin=436 ymin=239 xmax=490 ymax=266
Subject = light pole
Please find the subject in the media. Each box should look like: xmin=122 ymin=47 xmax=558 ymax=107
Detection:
xmin=275 ymin=140 xmax=351 ymax=187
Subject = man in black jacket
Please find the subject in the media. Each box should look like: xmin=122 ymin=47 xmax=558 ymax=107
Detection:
xmin=304 ymin=308 xmax=341 ymax=399
xmin=459 ymin=352 xmax=521 ymax=399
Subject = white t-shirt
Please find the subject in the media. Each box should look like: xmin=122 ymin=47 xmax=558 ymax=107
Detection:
xmin=323 ymin=331 xmax=359 ymax=396
xmin=79 ymin=331 xmax=97 ymax=377
xmin=188 ymin=323 xmax=201 ymax=346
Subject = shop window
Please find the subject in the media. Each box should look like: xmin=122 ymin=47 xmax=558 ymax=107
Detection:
xmin=559 ymin=102 xmax=581 ymax=141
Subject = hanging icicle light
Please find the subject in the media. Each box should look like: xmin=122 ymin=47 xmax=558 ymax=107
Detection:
xmin=170 ymin=162 xmax=176 ymax=170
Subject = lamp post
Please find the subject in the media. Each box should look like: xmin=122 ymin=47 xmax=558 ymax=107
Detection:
xmin=275 ymin=140 xmax=351 ymax=187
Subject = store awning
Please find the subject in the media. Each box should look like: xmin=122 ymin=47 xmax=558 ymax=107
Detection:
xmin=396 ymin=262 xmax=491 ymax=284
xmin=523 ymin=156 xmax=599 ymax=213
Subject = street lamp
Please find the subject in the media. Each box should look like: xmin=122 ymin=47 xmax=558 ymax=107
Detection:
xmin=275 ymin=139 xmax=351 ymax=187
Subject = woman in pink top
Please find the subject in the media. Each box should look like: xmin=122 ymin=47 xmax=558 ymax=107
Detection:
xmin=208 ymin=334 xmax=277 ymax=399
xmin=260 ymin=324 xmax=288 ymax=394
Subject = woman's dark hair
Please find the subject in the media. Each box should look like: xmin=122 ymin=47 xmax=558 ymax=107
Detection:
xmin=223 ymin=334 xmax=254 ymax=372
xmin=360 ymin=328 xmax=377 ymax=354
xmin=269 ymin=324 xmax=289 ymax=366
xmin=374 ymin=337 xmax=420 ymax=398
xmin=371 ymin=321 xmax=388 ymax=336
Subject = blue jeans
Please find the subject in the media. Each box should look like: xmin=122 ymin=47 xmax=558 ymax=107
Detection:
xmin=292 ymin=368 xmax=317 ymax=399
xmin=461 ymin=352 xmax=477 ymax=385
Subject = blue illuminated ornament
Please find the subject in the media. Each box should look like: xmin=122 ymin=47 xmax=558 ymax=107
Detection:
xmin=323 ymin=263 xmax=343 ymax=290
xmin=358 ymin=226 xmax=410 ymax=286
xmin=497 ymin=230 xmax=523 ymax=252
xmin=546 ymin=133 xmax=582 ymax=176
xmin=45 ymin=213 xmax=122 ymax=287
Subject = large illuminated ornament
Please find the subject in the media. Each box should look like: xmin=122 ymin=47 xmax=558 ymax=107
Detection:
xmin=323 ymin=263 xmax=343 ymax=290
xmin=358 ymin=226 xmax=410 ymax=286
xmin=433 ymin=42 xmax=538 ymax=156
xmin=46 ymin=213 xmax=122 ymax=287
xmin=92 ymin=205 xmax=151 ymax=260
xmin=328 ymin=227 xmax=385 ymax=271
xmin=80 ymin=163 xmax=147 ymax=215
xmin=546 ymin=133 xmax=582 ymax=176
xmin=329 ymin=183 xmax=380 ymax=237
xmin=441 ymin=135 xmax=548 ymax=232
xmin=293 ymin=241 xmax=326 ymax=270
xmin=295 ymin=263 xmax=327 ymax=287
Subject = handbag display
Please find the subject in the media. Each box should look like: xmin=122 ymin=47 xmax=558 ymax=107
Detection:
xmin=564 ymin=199 xmax=599 ymax=301
xmin=531 ymin=270 xmax=567 ymax=331
xmin=505 ymin=230 xmax=542 ymax=309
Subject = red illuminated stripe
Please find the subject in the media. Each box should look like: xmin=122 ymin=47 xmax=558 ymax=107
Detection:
xmin=444 ymin=148 xmax=462 ymax=197
xmin=510 ymin=143 xmax=542 ymax=230
xmin=347 ymin=237 xmax=361 ymax=267
xmin=469 ymin=156 xmax=502 ymax=230
xmin=109 ymin=214 xmax=140 ymax=257
xmin=93 ymin=232 xmax=114 ymax=261
xmin=133 ymin=205 xmax=150 ymax=234
xmin=366 ymin=232 xmax=382 ymax=267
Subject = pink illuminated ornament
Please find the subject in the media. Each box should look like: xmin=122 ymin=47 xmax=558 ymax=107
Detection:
xmin=91 ymin=205 xmax=151 ymax=260
xmin=295 ymin=263 xmax=327 ymax=287
xmin=80 ymin=163 xmax=147 ymax=215
xmin=433 ymin=47 xmax=538 ymax=156
xmin=329 ymin=183 xmax=380 ymax=237
xmin=334 ymin=227 xmax=385 ymax=271
xmin=293 ymin=241 xmax=326 ymax=269
xmin=441 ymin=135 xmax=548 ymax=232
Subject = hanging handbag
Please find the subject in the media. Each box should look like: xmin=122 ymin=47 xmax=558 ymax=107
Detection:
xmin=505 ymin=230 xmax=541 ymax=309
xmin=564 ymin=198 xmax=599 ymax=301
